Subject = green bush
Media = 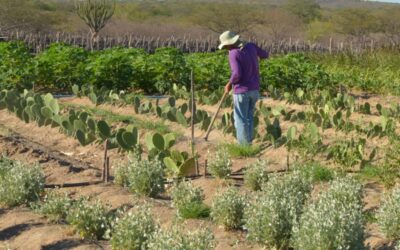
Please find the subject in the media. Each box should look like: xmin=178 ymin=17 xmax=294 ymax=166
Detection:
xmin=145 ymin=47 xmax=190 ymax=94
xmin=126 ymin=48 xmax=148 ymax=90
xmin=377 ymin=186 xmax=400 ymax=239
xmin=186 ymin=51 xmax=230 ymax=90
xmin=127 ymin=158 xmax=165 ymax=197
xmin=34 ymin=190 xmax=72 ymax=222
xmin=244 ymin=171 xmax=312 ymax=248
xmin=262 ymin=53 xmax=334 ymax=92
xmin=208 ymin=148 xmax=232 ymax=179
xmin=34 ymin=43 xmax=88 ymax=90
xmin=0 ymin=41 xmax=34 ymax=90
xmin=244 ymin=160 xmax=269 ymax=191
xmin=211 ymin=187 xmax=246 ymax=230
xmin=148 ymin=225 xmax=215 ymax=250
xmin=292 ymin=177 xmax=364 ymax=250
xmin=114 ymin=153 xmax=164 ymax=197
xmin=111 ymin=205 xmax=157 ymax=250
xmin=170 ymin=180 xmax=209 ymax=219
xmin=0 ymin=157 xmax=45 ymax=207
xmin=86 ymin=48 xmax=137 ymax=90
xmin=66 ymin=198 xmax=110 ymax=240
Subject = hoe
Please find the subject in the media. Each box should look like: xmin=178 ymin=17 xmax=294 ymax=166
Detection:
xmin=204 ymin=91 xmax=229 ymax=141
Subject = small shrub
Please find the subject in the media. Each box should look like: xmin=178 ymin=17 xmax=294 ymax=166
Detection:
xmin=244 ymin=160 xmax=268 ymax=191
xmin=66 ymin=198 xmax=110 ymax=240
xmin=148 ymin=225 xmax=215 ymax=250
xmin=211 ymin=187 xmax=246 ymax=230
xmin=0 ymin=158 xmax=45 ymax=207
xmin=377 ymin=186 xmax=400 ymax=239
xmin=114 ymin=152 xmax=142 ymax=188
xmin=292 ymin=177 xmax=364 ymax=250
xmin=111 ymin=205 xmax=157 ymax=250
xmin=114 ymin=163 xmax=130 ymax=187
xmin=170 ymin=180 xmax=209 ymax=219
xmin=208 ymin=148 xmax=232 ymax=179
xmin=244 ymin=171 xmax=312 ymax=248
xmin=34 ymin=190 xmax=72 ymax=222
xmin=127 ymin=158 xmax=164 ymax=197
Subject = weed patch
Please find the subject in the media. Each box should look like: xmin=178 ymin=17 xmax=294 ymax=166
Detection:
xmin=222 ymin=143 xmax=261 ymax=158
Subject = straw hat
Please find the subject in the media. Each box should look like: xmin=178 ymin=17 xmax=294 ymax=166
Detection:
xmin=218 ymin=31 xmax=240 ymax=50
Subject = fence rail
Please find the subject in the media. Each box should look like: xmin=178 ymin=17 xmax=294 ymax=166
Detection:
xmin=1 ymin=30 xmax=399 ymax=54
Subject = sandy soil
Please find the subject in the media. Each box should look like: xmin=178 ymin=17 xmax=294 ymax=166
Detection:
xmin=0 ymin=93 xmax=398 ymax=249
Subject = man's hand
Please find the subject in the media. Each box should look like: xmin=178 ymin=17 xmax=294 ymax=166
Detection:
xmin=224 ymin=82 xmax=232 ymax=94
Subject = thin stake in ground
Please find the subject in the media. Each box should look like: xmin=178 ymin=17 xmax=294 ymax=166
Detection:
xmin=190 ymin=69 xmax=199 ymax=176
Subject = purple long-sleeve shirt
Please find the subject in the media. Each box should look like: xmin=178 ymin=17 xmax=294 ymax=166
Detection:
xmin=228 ymin=42 xmax=269 ymax=94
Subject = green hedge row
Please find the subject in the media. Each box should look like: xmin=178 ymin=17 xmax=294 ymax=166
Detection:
xmin=0 ymin=41 xmax=336 ymax=94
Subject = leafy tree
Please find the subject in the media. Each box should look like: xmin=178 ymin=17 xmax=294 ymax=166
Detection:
xmin=259 ymin=9 xmax=301 ymax=42
xmin=192 ymin=3 xmax=262 ymax=34
xmin=285 ymin=0 xmax=321 ymax=24
xmin=306 ymin=19 xmax=336 ymax=42
xmin=374 ymin=7 xmax=400 ymax=45
xmin=334 ymin=8 xmax=378 ymax=38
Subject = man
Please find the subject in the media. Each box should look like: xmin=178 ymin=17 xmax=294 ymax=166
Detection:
xmin=219 ymin=30 xmax=269 ymax=145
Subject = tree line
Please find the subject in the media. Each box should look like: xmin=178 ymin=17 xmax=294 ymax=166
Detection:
xmin=0 ymin=0 xmax=400 ymax=46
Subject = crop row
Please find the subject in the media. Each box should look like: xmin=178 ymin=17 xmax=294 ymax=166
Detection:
xmin=0 ymin=89 xmax=197 ymax=178
xmin=51 ymin=84 xmax=400 ymax=173
xmin=0 ymin=41 xmax=337 ymax=94
xmin=2 ymin=155 xmax=399 ymax=249
xmin=72 ymin=85 xmax=213 ymax=131
xmin=3 ymin=85 xmax=399 ymax=174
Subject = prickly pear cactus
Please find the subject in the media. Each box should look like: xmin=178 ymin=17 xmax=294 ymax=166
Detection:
xmin=176 ymin=110 xmax=188 ymax=127
xmin=72 ymin=84 xmax=80 ymax=97
xmin=168 ymin=97 xmax=176 ymax=107
xmin=97 ymin=120 xmax=111 ymax=138
xmin=134 ymin=96 xmax=140 ymax=114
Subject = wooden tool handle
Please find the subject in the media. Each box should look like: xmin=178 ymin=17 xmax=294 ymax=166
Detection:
xmin=204 ymin=91 xmax=229 ymax=141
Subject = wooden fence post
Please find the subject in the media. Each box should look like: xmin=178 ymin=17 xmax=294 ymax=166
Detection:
xmin=102 ymin=139 xmax=108 ymax=182
xmin=2 ymin=30 xmax=397 ymax=53
xmin=204 ymin=159 xmax=208 ymax=178
xmin=190 ymin=70 xmax=199 ymax=176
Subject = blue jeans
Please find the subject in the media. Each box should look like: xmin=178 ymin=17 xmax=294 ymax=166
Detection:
xmin=233 ymin=90 xmax=259 ymax=145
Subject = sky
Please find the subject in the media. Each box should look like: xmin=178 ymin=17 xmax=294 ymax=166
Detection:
xmin=367 ymin=0 xmax=400 ymax=3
